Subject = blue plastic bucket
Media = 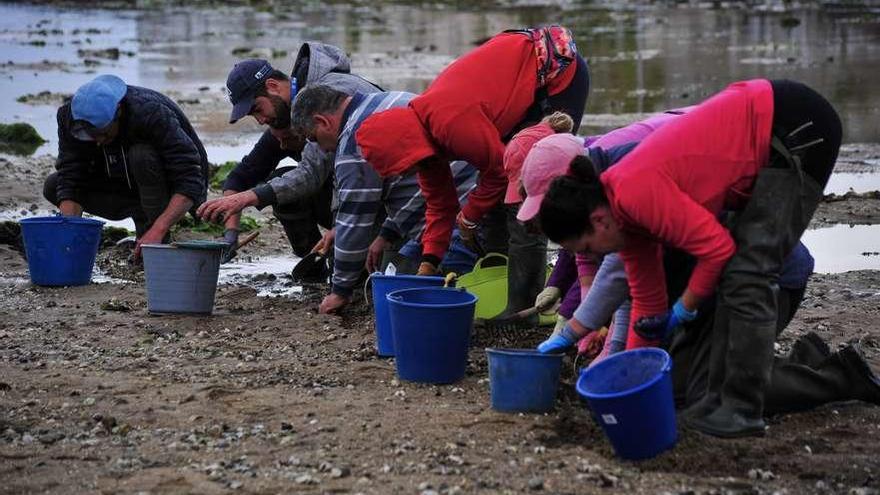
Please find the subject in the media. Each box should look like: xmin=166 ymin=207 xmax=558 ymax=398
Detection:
xmin=142 ymin=243 xmax=222 ymax=314
xmin=576 ymin=348 xmax=677 ymax=460
xmin=370 ymin=273 xmax=445 ymax=356
xmin=486 ymin=348 xmax=564 ymax=413
xmin=19 ymin=216 xmax=104 ymax=286
xmin=387 ymin=287 xmax=477 ymax=383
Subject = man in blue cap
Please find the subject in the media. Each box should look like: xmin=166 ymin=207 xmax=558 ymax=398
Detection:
xmin=43 ymin=74 xmax=209 ymax=257
xmin=197 ymin=44 xmax=381 ymax=270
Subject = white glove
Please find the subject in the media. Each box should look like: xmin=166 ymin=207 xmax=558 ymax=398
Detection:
xmin=535 ymin=286 xmax=562 ymax=312
xmin=551 ymin=315 xmax=568 ymax=337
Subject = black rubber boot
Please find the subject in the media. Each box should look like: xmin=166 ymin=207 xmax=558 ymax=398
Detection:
xmin=496 ymin=205 xmax=547 ymax=320
xmin=688 ymin=315 xmax=776 ymax=438
xmin=787 ymin=331 xmax=831 ymax=367
xmin=763 ymin=339 xmax=880 ymax=415
xmin=840 ymin=341 xmax=880 ymax=406
xmin=680 ymin=304 xmax=731 ymax=418
xmin=504 ymin=245 xmax=547 ymax=314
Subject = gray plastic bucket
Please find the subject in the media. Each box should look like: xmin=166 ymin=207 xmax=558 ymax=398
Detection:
xmin=142 ymin=244 xmax=221 ymax=314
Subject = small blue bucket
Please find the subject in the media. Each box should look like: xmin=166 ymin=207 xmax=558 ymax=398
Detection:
xmin=387 ymin=287 xmax=477 ymax=384
xmin=370 ymin=273 xmax=445 ymax=356
xmin=576 ymin=348 xmax=677 ymax=460
xmin=142 ymin=243 xmax=223 ymax=314
xmin=486 ymin=348 xmax=564 ymax=413
xmin=19 ymin=216 xmax=104 ymax=286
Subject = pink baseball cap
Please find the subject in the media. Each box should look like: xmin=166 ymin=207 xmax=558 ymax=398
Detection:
xmin=503 ymin=122 xmax=556 ymax=204
xmin=516 ymin=133 xmax=585 ymax=222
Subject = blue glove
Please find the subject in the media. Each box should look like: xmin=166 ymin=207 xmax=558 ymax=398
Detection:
xmin=666 ymin=299 xmax=698 ymax=333
xmin=537 ymin=325 xmax=580 ymax=354
xmin=220 ymin=229 xmax=239 ymax=264
xmin=634 ymin=299 xmax=698 ymax=341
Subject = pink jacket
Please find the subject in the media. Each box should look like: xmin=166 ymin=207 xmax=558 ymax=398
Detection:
xmin=598 ymin=80 xmax=774 ymax=349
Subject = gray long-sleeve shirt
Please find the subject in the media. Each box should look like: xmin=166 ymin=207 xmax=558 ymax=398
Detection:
xmin=331 ymin=91 xmax=477 ymax=297
xmin=224 ymin=42 xmax=381 ymax=209
xmin=573 ymin=253 xmax=631 ymax=348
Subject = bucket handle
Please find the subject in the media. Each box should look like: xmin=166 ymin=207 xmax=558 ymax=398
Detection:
xmin=474 ymin=252 xmax=508 ymax=270
xmin=364 ymin=272 xmax=375 ymax=305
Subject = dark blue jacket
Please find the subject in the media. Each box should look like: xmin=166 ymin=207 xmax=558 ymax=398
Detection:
xmin=55 ymin=85 xmax=208 ymax=204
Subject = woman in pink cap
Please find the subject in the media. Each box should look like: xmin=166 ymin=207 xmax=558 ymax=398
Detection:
xmin=497 ymin=112 xmax=575 ymax=324
xmin=517 ymin=111 xmax=686 ymax=357
xmin=536 ymin=79 xmax=842 ymax=438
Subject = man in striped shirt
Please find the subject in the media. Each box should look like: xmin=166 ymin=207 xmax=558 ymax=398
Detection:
xmin=291 ymin=86 xmax=478 ymax=314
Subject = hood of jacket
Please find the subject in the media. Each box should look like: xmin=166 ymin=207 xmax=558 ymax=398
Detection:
xmin=293 ymin=41 xmax=380 ymax=96
xmin=293 ymin=42 xmax=351 ymax=84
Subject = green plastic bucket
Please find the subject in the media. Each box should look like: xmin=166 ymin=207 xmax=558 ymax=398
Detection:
xmin=455 ymin=253 xmax=555 ymax=324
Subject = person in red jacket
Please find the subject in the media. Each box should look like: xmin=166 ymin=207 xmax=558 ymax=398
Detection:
xmin=355 ymin=26 xmax=589 ymax=275
xmin=537 ymin=79 xmax=842 ymax=438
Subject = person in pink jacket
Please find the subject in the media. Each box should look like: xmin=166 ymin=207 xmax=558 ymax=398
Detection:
xmin=537 ymin=79 xmax=842 ymax=438
xmin=518 ymin=109 xmax=691 ymax=350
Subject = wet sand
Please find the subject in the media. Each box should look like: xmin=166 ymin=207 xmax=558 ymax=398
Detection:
xmin=1 ymin=1 xmax=880 ymax=494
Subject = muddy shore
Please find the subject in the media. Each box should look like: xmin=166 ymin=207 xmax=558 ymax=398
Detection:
xmin=2 ymin=1 xmax=880 ymax=493
xmin=0 ymin=143 xmax=879 ymax=493
xmin=0 ymin=246 xmax=879 ymax=495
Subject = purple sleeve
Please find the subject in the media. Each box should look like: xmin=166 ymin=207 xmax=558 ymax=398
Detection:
xmin=589 ymin=107 xmax=696 ymax=150
xmin=547 ymin=249 xmax=577 ymax=291
xmin=558 ymin=280 xmax=582 ymax=319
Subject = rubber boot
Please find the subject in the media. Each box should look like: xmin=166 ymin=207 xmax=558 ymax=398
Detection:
xmin=497 ymin=205 xmax=547 ymax=321
xmin=688 ymin=314 xmax=776 ymax=438
xmin=505 ymin=245 xmax=547 ymax=314
xmin=680 ymin=304 xmax=731 ymax=420
xmin=764 ymin=340 xmax=880 ymax=415
xmin=786 ymin=331 xmax=831 ymax=367
xmin=839 ymin=341 xmax=880 ymax=406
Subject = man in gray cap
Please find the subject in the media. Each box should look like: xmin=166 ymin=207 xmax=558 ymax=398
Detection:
xmin=43 ymin=74 xmax=209 ymax=257
xmin=198 ymin=44 xmax=381 ymax=270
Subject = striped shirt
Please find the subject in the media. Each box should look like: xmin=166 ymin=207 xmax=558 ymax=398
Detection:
xmin=332 ymin=91 xmax=478 ymax=296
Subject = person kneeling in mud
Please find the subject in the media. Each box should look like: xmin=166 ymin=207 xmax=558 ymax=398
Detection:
xmin=290 ymin=85 xmax=479 ymax=314
xmin=43 ymin=74 xmax=209 ymax=258
xmin=536 ymin=79 xmax=880 ymax=438
xmin=197 ymin=44 xmax=382 ymax=268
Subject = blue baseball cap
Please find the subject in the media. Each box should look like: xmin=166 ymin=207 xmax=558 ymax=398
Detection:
xmin=71 ymin=74 xmax=127 ymax=141
xmin=226 ymin=59 xmax=275 ymax=124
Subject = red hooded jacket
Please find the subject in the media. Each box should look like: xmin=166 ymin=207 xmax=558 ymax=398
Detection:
xmin=356 ymin=31 xmax=576 ymax=260
xmin=597 ymin=80 xmax=774 ymax=349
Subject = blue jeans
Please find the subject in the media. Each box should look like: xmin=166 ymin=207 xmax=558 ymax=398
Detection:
xmin=398 ymin=229 xmax=478 ymax=275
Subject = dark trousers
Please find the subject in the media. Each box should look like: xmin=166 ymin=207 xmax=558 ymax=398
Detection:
xmin=471 ymin=203 xmax=548 ymax=313
xmin=668 ymin=285 xmax=805 ymax=408
xmin=270 ymin=166 xmax=334 ymax=258
xmin=43 ymin=144 xmax=171 ymax=236
xmin=677 ymin=80 xmax=843 ymax=423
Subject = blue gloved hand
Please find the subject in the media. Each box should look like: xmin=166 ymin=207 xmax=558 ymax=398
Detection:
xmin=634 ymin=299 xmax=698 ymax=341
xmin=537 ymin=325 xmax=580 ymax=354
xmin=666 ymin=299 xmax=698 ymax=333
xmin=220 ymin=229 xmax=239 ymax=264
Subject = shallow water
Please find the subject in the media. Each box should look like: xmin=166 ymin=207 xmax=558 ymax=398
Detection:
xmin=0 ymin=208 xmax=137 ymax=231
xmin=1 ymin=1 xmax=878 ymax=278
xmin=2 ymin=1 xmax=878 ymax=190
xmin=2 ymin=2 xmax=879 ymax=148
xmin=218 ymin=255 xmax=304 ymax=298
xmin=801 ymin=224 xmax=880 ymax=273
xmin=825 ymin=172 xmax=880 ymax=195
